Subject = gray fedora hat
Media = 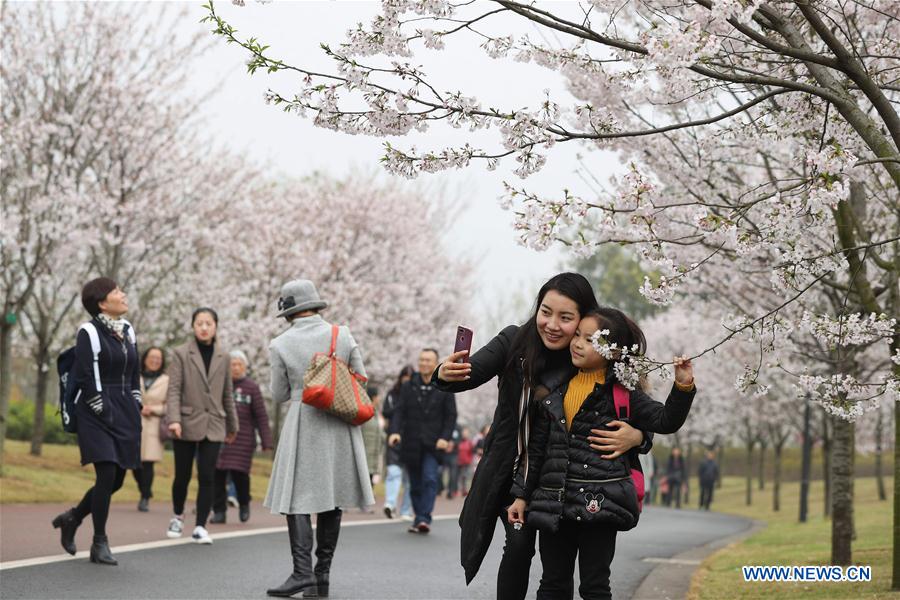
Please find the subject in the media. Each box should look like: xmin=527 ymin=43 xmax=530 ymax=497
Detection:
xmin=276 ymin=279 xmax=328 ymax=319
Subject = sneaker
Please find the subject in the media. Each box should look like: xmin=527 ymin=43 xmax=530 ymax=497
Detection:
xmin=416 ymin=522 xmax=431 ymax=534
xmin=239 ymin=504 xmax=250 ymax=523
xmin=209 ymin=511 xmax=226 ymax=524
xmin=137 ymin=498 xmax=149 ymax=512
xmin=166 ymin=516 xmax=184 ymax=539
xmin=227 ymin=496 xmax=239 ymax=509
xmin=400 ymin=514 xmax=414 ymax=522
xmin=383 ymin=506 xmax=394 ymax=519
xmin=192 ymin=526 xmax=213 ymax=544
xmin=407 ymin=525 xmax=419 ymax=533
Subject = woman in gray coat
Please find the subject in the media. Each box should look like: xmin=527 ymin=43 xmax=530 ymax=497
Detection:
xmin=265 ymin=280 xmax=374 ymax=598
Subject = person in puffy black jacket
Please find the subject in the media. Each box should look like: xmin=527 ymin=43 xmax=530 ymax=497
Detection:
xmin=508 ymin=307 xmax=696 ymax=600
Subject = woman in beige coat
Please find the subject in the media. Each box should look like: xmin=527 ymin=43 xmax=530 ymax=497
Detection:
xmin=132 ymin=346 xmax=169 ymax=512
xmin=165 ymin=307 xmax=238 ymax=544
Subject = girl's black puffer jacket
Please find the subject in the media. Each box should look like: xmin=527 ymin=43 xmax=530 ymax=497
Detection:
xmin=513 ymin=371 xmax=695 ymax=532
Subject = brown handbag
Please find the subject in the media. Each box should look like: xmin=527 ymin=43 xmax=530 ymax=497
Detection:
xmin=302 ymin=324 xmax=374 ymax=426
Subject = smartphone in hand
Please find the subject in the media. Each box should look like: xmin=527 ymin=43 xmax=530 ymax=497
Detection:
xmin=454 ymin=326 xmax=474 ymax=363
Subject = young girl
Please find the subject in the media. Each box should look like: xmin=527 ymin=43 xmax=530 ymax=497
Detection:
xmin=507 ymin=307 xmax=696 ymax=600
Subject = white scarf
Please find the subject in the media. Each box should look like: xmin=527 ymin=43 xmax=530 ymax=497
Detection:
xmin=97 ymin=313 xmax=127 ymax=341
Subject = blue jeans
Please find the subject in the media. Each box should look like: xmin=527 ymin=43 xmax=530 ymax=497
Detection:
xmin=408 ymin=451 xmax=441 ymax=526
xmin=384 ymin=464 xmax=412 ymax=516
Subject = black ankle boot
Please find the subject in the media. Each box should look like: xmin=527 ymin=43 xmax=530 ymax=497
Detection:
xmin=314 ymin=509 xmax=342 ymax=598
xmin=51 ymin=508 xmax=81 ymax=555
xmin=89 ymin=535 xmax=118 ymax=566
xmin=267 ymin=515 xmax=317 ymax=597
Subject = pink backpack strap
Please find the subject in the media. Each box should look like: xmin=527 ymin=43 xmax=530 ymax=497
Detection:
xmin=612 ymin=383 xmax=630 ymax=420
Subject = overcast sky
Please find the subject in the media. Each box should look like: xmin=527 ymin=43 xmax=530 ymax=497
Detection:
xmin=175 ymin=0 xmax=623 ymax=334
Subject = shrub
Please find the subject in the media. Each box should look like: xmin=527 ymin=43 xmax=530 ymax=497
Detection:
xmin=5 ymin=399 xmax=77 ymax=445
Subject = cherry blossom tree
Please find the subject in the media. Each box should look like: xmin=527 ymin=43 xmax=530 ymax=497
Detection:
xmin=207 ymin=0 xmax=898 ymax=572
xmin=1 ymin=1 xmax=247 ymax=458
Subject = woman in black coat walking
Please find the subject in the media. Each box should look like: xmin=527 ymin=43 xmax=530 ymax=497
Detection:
xmin=52 ymin=277 xmax=142 ymax=566
xmin=434 ymin=273 xmax=653 ymax=599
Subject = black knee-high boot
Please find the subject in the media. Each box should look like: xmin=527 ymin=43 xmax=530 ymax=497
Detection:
xmin=267 ymin=514 xmax=317 ymax=598
xmin=314 ymin=509 xmax=342 ymax=598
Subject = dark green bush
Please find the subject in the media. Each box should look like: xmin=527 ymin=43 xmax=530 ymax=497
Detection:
xmin=5 ymin=399 xmax=77 ymax=445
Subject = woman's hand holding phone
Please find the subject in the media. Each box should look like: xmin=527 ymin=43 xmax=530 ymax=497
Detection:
xmin=437 ymin=351 xmax=471 ymax=382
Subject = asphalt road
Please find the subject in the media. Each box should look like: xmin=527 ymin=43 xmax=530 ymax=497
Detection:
xmin=1 ymin=506 xmax=749 ymax=599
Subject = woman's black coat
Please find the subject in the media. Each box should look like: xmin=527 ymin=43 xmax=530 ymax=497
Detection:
xmin=433 ymin=325 xmax=654 ymax=584
xmin=74 ymin=318 xmax=142 ymax=470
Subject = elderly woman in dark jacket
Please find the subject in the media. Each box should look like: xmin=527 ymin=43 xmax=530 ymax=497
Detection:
xmin=211 ymin=350 xmax=273 ymax=524
xmin=52 ymin=278 xmax=142 ymax=566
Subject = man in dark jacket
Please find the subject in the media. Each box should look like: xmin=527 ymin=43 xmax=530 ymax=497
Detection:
xmin=388 ymin=349 xmax=457 ymax=534
xmin=665 ymin=447 xmax=686 ymax=508
xmin=698 ymin=450 xmax=720 ymax=510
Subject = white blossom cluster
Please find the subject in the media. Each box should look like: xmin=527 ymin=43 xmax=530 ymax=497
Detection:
xmin=800 ymin=312 xmax=897 ymax=349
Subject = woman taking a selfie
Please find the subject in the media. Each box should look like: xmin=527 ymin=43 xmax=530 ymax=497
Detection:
xmin=434 ymin=273 xmax=653 ymax=599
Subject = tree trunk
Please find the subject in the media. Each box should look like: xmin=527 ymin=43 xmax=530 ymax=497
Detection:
xmin=773 ymin=442 xmax=783 ymax=512
xmin=799 ymin=396 xmax=812 ymax=523
xmin=29 ymin=346 xmax=50 ymax=456
xmin=823 ymin=410 xmax=832 ymax=518
xmin=876 ymin=405 xmax=887 ymax=501
xmin=29 ymin=315 xmax=51 ymax=456
xmin=758 ymin=437 xmax=767 ymax=491
xmin=0 ymin=322 xmax=14 ymax=474
xmin=716 ymin=444 xmax=725 ymax=489
xmin=745 ymin=441 xmax=754 ymax=506
xmin=893 ymin=391 xmax=900 ymax=589
xmin=831 ymin=415 xmax=854 ymax=565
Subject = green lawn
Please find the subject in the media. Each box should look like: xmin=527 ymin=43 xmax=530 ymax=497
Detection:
xmin=0 ymin=440 xmax=386 ymax=504
xmin=0 ymin=439 xmax=275 ymax=504
xmin=689 ymin=475 xmax=896 ymax=599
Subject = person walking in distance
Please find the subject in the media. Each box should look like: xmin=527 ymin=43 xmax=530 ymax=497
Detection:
xmin=381 ymin=365 xmax=414 ymax=520
xmin=456 ymin=427 xmax=475 ymax=496
xmin=388 ymin=349 xmax=457 ymax=534
xmin=264 ymin=279 xmax=375 ymax=598
xmin=165 ymin=308 xmax=238 ymax=544
xmin=665 ymin=447 xmax=686 ymax=509
xmin=361 ymin=386 xmax=385 ymax=490
xmin=133 ymin=347 xmax=169 ymax=512
xmin=52 ymin=278 xmax=142 ymax=565
xmin=698 ymin=450 xmax=720 ymax=510
xmin=210 ymin=350 xmax=274 ymax=524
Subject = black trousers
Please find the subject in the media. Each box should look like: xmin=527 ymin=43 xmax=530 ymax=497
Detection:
xmin=537 ymin=520 xmax=617 ymax=600
xmin=171 ymin=439 xmax=221 ymax=527
xmin=132 ymin=461 xmax=155 ymax=499
xmin=496 ymin=508 xmax=576 ymax=600
xmin=666 ymin=479 xmax=683 ymax=508
xmin=213 ymin=469 xmax=251 ymax=513
xmin=497 ymin=513 xmax=537 ymax=600
xmin=74 ymin=462 xmax=126 ymax=537
xmin=699 ymin=482 xmax=715 ymax=510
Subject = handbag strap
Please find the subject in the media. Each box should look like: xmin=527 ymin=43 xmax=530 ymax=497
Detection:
xmin=328 ymin=324 xmax=339 ymax=358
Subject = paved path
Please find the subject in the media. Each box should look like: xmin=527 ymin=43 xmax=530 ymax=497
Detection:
xmin=1 ymin=504 xmax=750 ymax=599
